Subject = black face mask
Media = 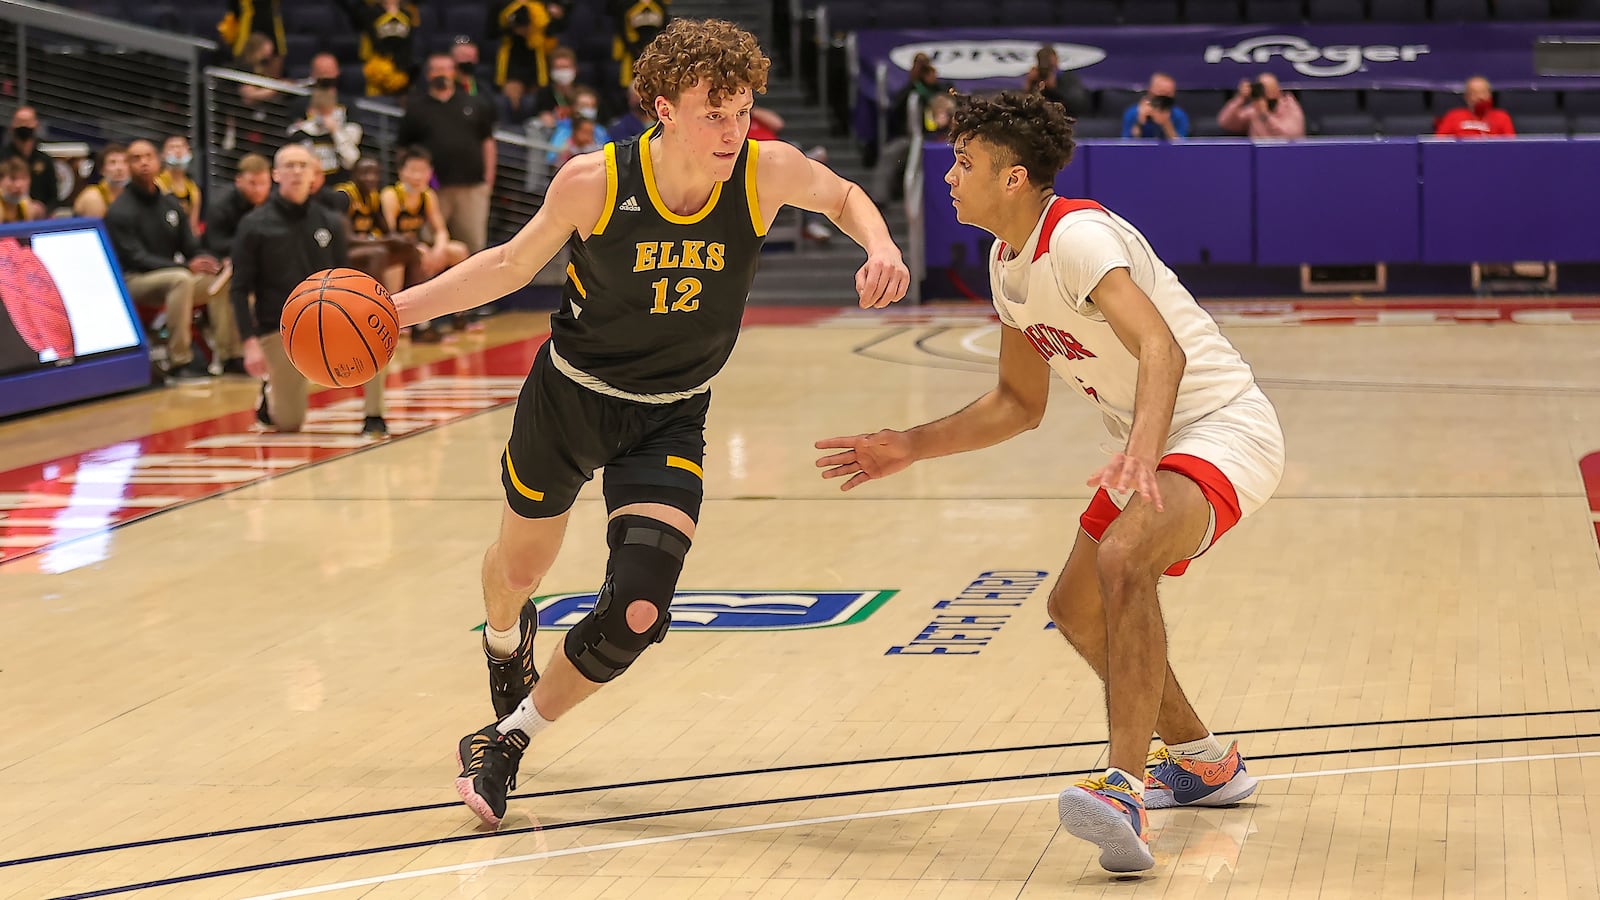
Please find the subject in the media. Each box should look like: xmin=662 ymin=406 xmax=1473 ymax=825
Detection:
xmin=429 ymin=75 xmax=453 ymax=91
xmin=314 ymin=77 xmax=338 ymax=90
xmin=12 ymin=126 xmax=35 ymax=142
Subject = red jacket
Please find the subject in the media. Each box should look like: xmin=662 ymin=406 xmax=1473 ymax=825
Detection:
xmin=1435 ymin=107 xmax=1516 ymax=138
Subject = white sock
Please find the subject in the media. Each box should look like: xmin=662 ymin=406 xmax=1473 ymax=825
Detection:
xmin=484 ymin=622 xmax=520 ymax=659
xmin=1169 ymin=734 xmax=1229 ymax=763
xmin=497 ymin=694 xmax=554 ymax=737
xmin=1106 ymin=767 xmax=1144 ymax=796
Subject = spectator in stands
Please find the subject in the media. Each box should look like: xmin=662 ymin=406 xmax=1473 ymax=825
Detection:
xmin=491 ymin=1 xmax=568 ymax=99
xmin=531 ymin=46 xmax=582 ymax=126
xmin=398 ymin=53 xmax=498 ymax=255
xmin=288 ymin=65 xmax=364 ymax=187
xmin=334 ymin=156 xmax=421 ymax=295
xmin=608 ymin=84 xmax=656 ymax=142
xmin=608 ymin=0 xmax=668 ymax=92
xmin=1024 ymin=45 xmax=1089 ymax=118
xmin=72 ymin=143 xmax=129 ymax=219
xmin=546 ymin=86 xmax=609 ymax=162
xmin=235 ymin=144 xmax=388 ymax=436
xmin=219 ymin=0 xmax=286 ymax=63
xmin=203 ymin=153 xmax=272 ymax=260
xmin=0 ymin=158 xmax=45 ymax=222
xmin=555 ymin=117 xmax=603 ymax=168
xmin=1122 ymin=72 xmax=1188 ymax=140
xmin=872 ymin=55 xmax=954 ymax=205
xmin=452 ymin=37 xmax=492 ymax=98
xmin=157 ymin=135 xmax=203 ymax=235
xmin=1435 ymin=76 xmax=1516 ymax=138
xmin=238 ymin=33 xmax=286 ymax=108
xmin=1218 ymin=74 xmax=1305 ymax=139
xmin=336 ymin=0 xmax=420 ymax=98
xmin=2 ymin=107 xmax=59 ymax=212
xmin=107 ymin=139 xmax=238 ymax=380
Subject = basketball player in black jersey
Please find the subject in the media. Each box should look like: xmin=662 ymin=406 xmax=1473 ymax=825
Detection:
xmin=390 ymin=18 xmax=909 ymax=826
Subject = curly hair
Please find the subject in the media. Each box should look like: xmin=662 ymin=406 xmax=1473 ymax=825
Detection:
xmin=632 ymin=18 xmax=770 ymax=110
xmin=949 ymin=91 xmax=1076 ymax=189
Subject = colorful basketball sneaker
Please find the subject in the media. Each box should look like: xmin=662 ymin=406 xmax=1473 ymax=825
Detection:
xmin=1143 ymin=743 xmax=1258 ymax=810
xmin=1057 ymin=770 xmax=1155 ymax=873
xmin=486 ymin=599 xmax=541 ymax=718
xmin=455 ymin=723 xmax=529 ymax=827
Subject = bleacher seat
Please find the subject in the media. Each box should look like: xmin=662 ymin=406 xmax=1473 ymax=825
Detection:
xmin=1297 ymin=90 xmax=1362 ymax=118
xmin=1494 ymin=0 xmax=1549 ymax=16
xmin=1097 ymin=89 xmax=1143 ymax=117
xmin=1365 ymin=90 xmax=1429 ymax=116
xmin=1369 ymin=0 xmax=1427 ymax=18
xmin=1072 ymin=118 xmax=1125 ymax=138
xmin=284 ymin=34 xmax=314 ymax=72
xmin=443 ymin=3 xmax=487 ymax=43
xmin=1514 ymin=113 xmax=1570 ymax=134
xmin=127 ymin=4 xmax=182 ymax=30
xmin=1190 ymin=118 xmax=1234 ymax=137
xmin=1063 ymin=0 xmax=1123 ymax=23
xmin=1433 ymin=0 xmax=1492 ymax=17
xmin=1498 ymin=89 xmax=1563 ymax=113
xmin=1571 ymin=114 xmax=1600 ymax=134
xmin=824 ymin=5 xmax=871 ymax=31
xmin=1380 ymin=114 xmax=1436 ymax=136
xmin=994 ymin=0 xmax=1053 ymax=25
xmin=1563 ymin=91 xmax=1600 ymax=114
xmin=1185 ymin=0 xmax=1243 ymax=22
xmin=1317 ymin=113 xmax=1378 ymax=135
xmin=286 ymin=5 xmax=339 ymax=39
xmin=1122 ymin=0 xmax=1183 ymax=22
xmin=338 ymin=62 xmax=366 ymax=98
xmin=1308 ymin=0 xmax=1365 ymax=18
xmin=1245 ymin=0 xmax=1304 ymax=21
xmin=1178 ymin=89 xmax=1227 ymax=115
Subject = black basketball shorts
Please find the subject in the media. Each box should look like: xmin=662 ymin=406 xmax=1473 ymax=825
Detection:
xmin=500 ymin=342 xmax=709 ymax=520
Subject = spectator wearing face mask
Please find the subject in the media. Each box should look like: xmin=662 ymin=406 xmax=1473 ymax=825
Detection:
xmin=1436 ymin=76 xmax=1516 ymax=138
xmin=156 ymin=135 xmax=202 ymax=235
xmin=531 ymin=46 xmax=581 ymax=126
xmin=1218 ymin=74 xmax=1305 ymax=139
xmin=452 ymin=38 xmax=489 ymax=97
xmin=545 ymin=86 xmax=609 ymax=163
xmin=289 ymin=54 xmax=364 ymax=187
xmin=1 ymin=107 xmax=59 ymax=212
xmin=73 ymin=143 xmax=130 ymax=219
xmin=397 ymin=52 xmax=499 ymax=254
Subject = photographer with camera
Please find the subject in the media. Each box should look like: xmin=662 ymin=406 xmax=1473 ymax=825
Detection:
xmin=1218 ymin=73 xmax=1304 ymax=139
xmin=1121 ymin=73 xmax=1188 ymax=140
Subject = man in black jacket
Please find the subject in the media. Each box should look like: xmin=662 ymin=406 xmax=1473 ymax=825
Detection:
xmin=234 ymin=144 xmax=388 ymax=435
xmin=0 ymin=106 xmax=59 ymax=212
xmin=203 ymin=153 xmax=272 ymax=260
xmin=106 ymin=139 xmax=237 ymax=380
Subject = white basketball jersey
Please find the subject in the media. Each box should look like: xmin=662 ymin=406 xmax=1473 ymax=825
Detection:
xmin=988 ymin=197 xmax=1257 ymax=441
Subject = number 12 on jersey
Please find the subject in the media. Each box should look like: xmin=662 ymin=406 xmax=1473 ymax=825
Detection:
xmin=650 ymin=277 xmax=702 ymax=314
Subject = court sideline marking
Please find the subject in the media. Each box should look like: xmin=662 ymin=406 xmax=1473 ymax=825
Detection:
xmin=236 ymin=748 xmax=1600 ymax=900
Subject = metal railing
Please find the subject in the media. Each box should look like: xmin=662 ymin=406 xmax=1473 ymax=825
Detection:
xmin=0 ymin=0 xmax=212 ymax=200
xmin=903 ymin=91 xmax=925 ymax=304
xmin=203 ymin=67 xmax=557 ymax=250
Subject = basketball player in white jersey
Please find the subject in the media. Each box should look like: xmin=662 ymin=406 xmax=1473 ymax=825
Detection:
xmin=816 ymin=91 xmax=1284 ymax=873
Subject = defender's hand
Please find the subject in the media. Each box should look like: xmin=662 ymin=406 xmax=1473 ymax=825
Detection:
xmin=815 ymin=429 xmax=913 ymax=491
xmin=856 ymin=250 xmax=909 ymax=310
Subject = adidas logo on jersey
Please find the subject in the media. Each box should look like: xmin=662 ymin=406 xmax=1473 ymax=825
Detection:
xmin=619 ymin=195 xmax=640 ymax=212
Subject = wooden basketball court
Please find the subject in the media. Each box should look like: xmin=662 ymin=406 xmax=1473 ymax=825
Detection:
xmin=4 ymin=301 xmax=1600 ymax=899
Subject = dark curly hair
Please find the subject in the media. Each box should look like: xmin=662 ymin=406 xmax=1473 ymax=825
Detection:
xmin=633 ymin=18 xmax=770 ymax=110
xmin=949 ymin=91 xmax=1076 ymax=189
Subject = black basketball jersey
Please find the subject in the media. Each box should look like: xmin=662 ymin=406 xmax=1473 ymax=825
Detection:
xmin=550 ymin=127 xmax=768 ymax=395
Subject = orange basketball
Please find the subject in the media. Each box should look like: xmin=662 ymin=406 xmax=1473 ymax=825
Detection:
xmin=279 ymin=268 xmax=398 ymax=388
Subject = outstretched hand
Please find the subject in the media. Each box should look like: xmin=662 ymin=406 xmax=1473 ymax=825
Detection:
xmin=855 ymin=250 xmax=910 ymax=309
xmin=1086 ymin=452 xmax=1164 ymax=511
xmin=814 ymin=429 xmax=913 ymax=491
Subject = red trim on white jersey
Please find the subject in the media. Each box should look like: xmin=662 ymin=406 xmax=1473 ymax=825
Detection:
xmin=1078 ymin=452 xmax=1243 ymax=577
xmin=1032 ymin=198 xmax=1109 ymax=262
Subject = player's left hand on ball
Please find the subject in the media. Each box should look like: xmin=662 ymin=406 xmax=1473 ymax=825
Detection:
xmin=1087 ymin=452 xmax=1164 ymax=512
xmin=855 ymin=251 xmax=910 ymax=310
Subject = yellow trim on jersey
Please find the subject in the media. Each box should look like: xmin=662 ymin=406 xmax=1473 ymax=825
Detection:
xmin=504 ymin=448 xmax=546 ymax=501
xmin=744 ymin=139 xmax=764 ymax=237
xmin=666 ymin=456 xmax=703 ymax=479
xmin=640 ymin=129 xmax=722 ymax=225
xmin=566 ymin=262 xmax=586 ymax=298
xmin=592 ymin=143 xmax=619 ymax=236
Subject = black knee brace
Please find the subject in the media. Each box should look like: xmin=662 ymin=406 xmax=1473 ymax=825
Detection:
xmin=564 ymin=515 xmax=691 ymax=683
